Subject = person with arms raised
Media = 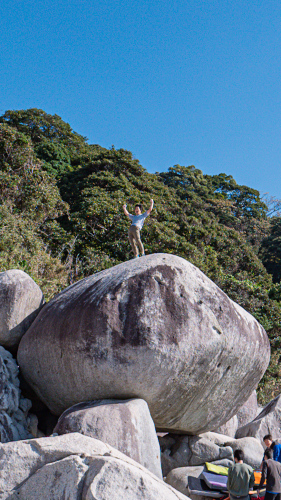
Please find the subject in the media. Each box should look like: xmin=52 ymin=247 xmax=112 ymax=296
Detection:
xmin=123 ymin=199 xmax=154 ymax=258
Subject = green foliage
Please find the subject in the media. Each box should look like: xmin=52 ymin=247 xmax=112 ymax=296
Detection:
xmin=260 ymin=217 xmax=281 ymax=282
xmin=1 ymin=108 xmax=281 ymax=403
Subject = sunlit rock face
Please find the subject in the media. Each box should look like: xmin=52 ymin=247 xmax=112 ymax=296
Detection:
xmin=0 ymin=269 xmax=44 ymax=350
xmin=18 ymin=254 xmax=270 ymax=434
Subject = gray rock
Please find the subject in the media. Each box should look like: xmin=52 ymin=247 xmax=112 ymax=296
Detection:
xmin=214 ymin=390 xmax=258 ymax=438
xmin=188 ymin=435 xmax=233 ymax=466
xmin=82 ymin=455 xmax=187 ymax=500
xmin=236 ymin=391 xmax=259 ymax=429
xmin=17 ymin=254 xmax=270 ymax=434
xmin=209 ymin=458 xmax=234 ymax=466
xmin=165 ymin=466 xmax=204 ymax=497
xmin=225 ymin=437 xmax=264 ymax=468
xmin=216 ymin=392 xmax=259 ymax=439
xmin=200 ymin=431 xmax=235 ymax=445
xmin=8 ymin=455 xmax=88 ymax=500
xmin=214 ymin=415 xmax=238 ymax=438
xmin=0 ymin=346 xmax=33 ymax=442
xmin=160 ymin=436 xmax=192 ymax=477
xmin=53 ymin=398 xmax=162 ymax=478
xmin=159 ymin=432 xmax=234 ymax=476
xmin=0 ymin=433 xmax=187 ymax=500
xmin=236 ymin=394 xmax=281 ymax=441
xmin=0 ymin=269 xmax=44 ymax=350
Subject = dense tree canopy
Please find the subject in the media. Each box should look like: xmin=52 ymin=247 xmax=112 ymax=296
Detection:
xmin=0 ymin=108 xmax=280 ymax=403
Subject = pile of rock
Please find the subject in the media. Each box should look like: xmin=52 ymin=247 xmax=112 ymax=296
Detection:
xmin=0 ymin=254 xmax=275 ymax=499
xmin=0 ymin=433 xmax=186 ymax=500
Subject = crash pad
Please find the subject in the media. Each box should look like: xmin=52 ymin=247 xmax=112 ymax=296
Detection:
xmin=188 ymin=476 xmax=227 ymax=498
xmin=205 ymin=462 xmax=229 ymax=476
xmin=202 ymin=472 xmax=228 ymax=490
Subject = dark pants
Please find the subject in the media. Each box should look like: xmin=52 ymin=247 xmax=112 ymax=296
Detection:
xmin=265 ymin=493 xmax=281 ymax=500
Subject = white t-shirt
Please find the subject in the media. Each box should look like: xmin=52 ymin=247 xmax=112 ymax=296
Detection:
xmin=128 ymin=211 xmax=149 ymax=230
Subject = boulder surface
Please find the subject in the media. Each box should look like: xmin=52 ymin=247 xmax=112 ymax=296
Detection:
xmin=236 ymin=394 xmax=281 ymax=441
xmin=18 ymin=254 xmax=270 ymax=434
xmin=236 ymin=391 xmax=259 ymax=429
xmin=54 ymin=398 xmax=162 ymax=478
xmin=0 ymin=269 xmax=44 ymax=349
xmin=215 ymin=391 xmax=259 ymax=438
xmin=165 ymin=466 xmax=204 ymax=497
xmin=214 ymin=415 xmax=239 ymax=438
xmin=0 ymin=433 xmax=187 ymax=500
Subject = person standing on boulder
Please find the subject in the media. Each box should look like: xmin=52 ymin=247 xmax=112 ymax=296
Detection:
xmin=227 ymin=449 xmax=255 ymax=500
xmin=122 ymin=199 xmax=154 ymax=258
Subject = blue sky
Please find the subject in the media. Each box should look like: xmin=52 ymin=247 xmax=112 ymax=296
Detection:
xmin=1 ymin=0 xmax=281 ymax=199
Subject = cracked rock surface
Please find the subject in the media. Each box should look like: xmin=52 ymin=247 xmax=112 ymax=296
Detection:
xmin=0 ymin=433 xmax=188 ymax=500
xmin=18 ymin=253 xmax=270 ymax=434
xmin=0 ymin=346 xmax=33 ymax=442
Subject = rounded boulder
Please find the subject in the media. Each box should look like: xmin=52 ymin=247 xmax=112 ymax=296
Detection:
xmin=17 ymin=254 xmax=270 ymax=434
xmin=0 ymin=269 xmax=44 ymax=350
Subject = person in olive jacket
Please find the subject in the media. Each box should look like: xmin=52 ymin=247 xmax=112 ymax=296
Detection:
xmin=258 ymin=449 xmax=281 ymax=500
xmin=227 ymin=449 xmax=255 ymax=500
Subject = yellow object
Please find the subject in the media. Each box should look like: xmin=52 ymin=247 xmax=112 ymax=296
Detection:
xmin=205 ymin=462 xmax=229 ymax=476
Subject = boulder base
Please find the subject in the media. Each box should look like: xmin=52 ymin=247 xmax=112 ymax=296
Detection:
xmin=54 ymin=398 xmax=162 ymax=478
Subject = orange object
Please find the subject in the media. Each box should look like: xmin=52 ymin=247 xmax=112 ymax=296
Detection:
xmin=254 ymin=471 xmax=266 ymax=485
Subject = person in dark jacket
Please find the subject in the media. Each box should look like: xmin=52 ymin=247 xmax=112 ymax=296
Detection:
xmin=227 ymin=449 xmax=255 ymax=500
xmin=258 ymin=449 xmax=281 ymax=500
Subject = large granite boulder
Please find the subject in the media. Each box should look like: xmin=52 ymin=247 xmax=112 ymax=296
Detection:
xmin=0 ymin=433 xmax=187 ymax=500
xmin=0 ymin=269 xmax=44 ymax=350
xmin=236 ymin=394 xmax=281 ymax=441
xmin=53 ymin=398 xmax=162 ymax=478
xmin=160 ymin=431 xmax=234 ymax=476
xmin=18 ymin=254 xmax=270 ymax=434
xmin=0 ymin=346 xmax=33 ymax=442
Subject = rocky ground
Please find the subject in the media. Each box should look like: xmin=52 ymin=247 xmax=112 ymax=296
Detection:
xmin=0 ymin=254 xmax=279 ymax=499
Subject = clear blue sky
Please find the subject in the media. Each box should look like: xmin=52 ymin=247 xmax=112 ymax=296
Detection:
xmin=1 ymin=0 xmax=281 ymax=198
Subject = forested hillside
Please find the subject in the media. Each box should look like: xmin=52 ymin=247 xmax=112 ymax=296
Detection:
xmin=1 ymin=108 xmax=280 ymax=403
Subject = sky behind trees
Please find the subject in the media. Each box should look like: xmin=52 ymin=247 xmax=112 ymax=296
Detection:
xmin=1 ymin=0 xmax=281 ymax=198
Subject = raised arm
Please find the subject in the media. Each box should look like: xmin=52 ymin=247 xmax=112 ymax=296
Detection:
xmin=122 ymin=204 xmax=130 ymax=218
xmin=147 ymin=199 xmax=154 ymax=215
